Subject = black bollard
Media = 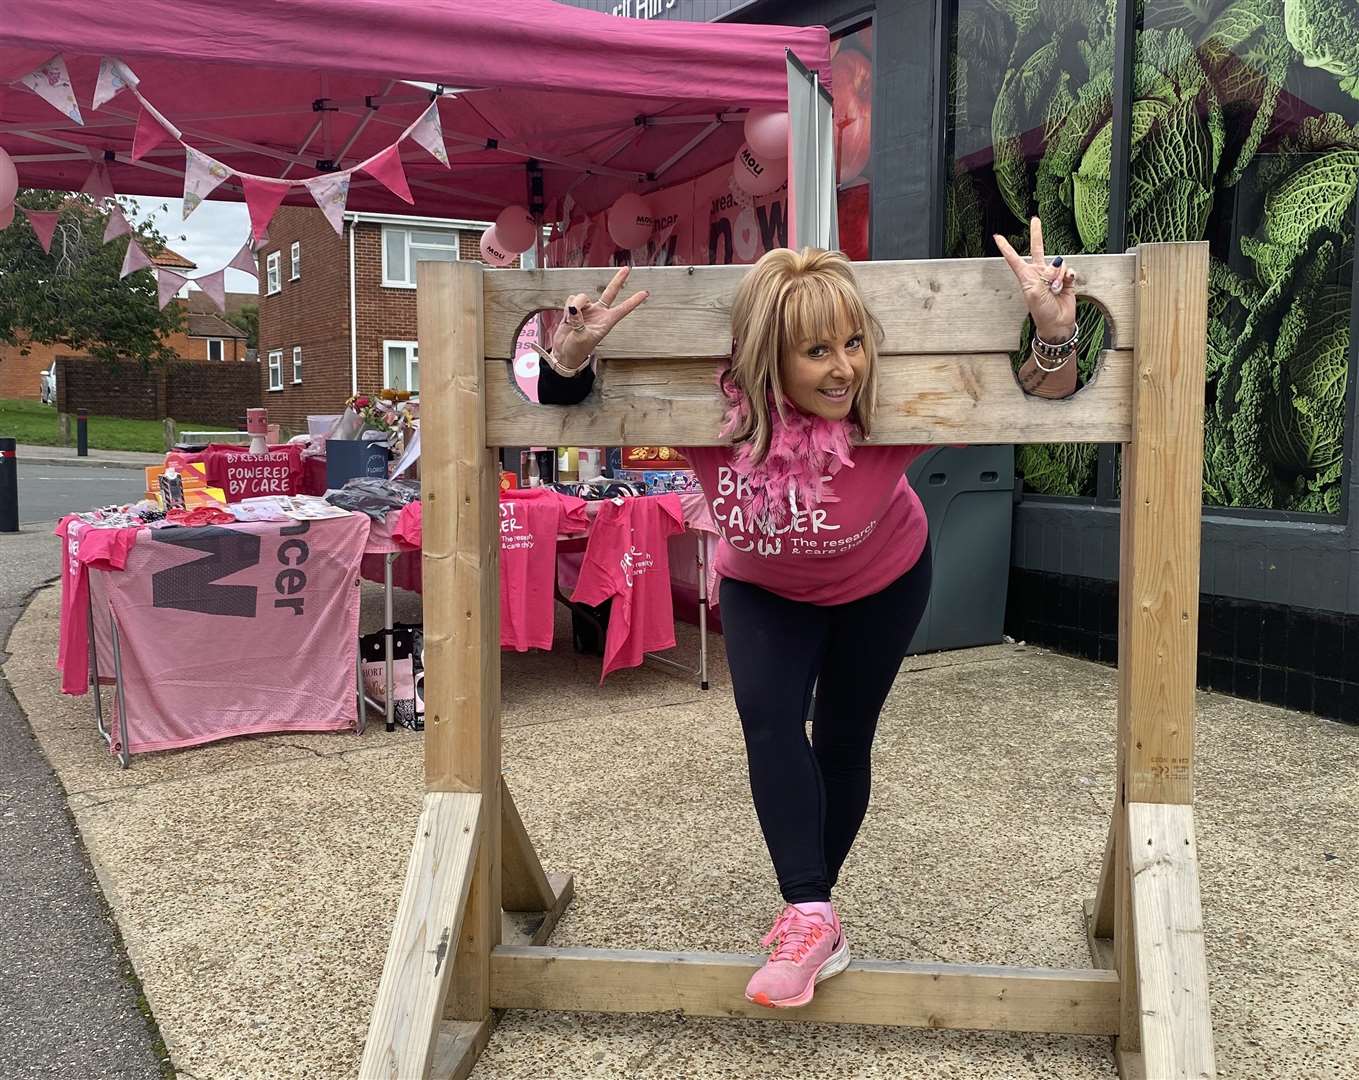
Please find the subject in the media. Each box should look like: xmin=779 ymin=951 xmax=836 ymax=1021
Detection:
xmin=77 ymin=408 xmax=88 ymax=457
xmin=0 ymin=438 xmax=17 ymax=533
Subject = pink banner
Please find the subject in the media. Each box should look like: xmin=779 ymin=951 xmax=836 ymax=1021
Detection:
xmin=80 ymin=161 xmax=115 ymax=202
xmin=99 ymin=516 xmax=368 ymax=753
xmin=304 ymin=172 xmax=350 ymax=235
xmin=408 ymin=102 xmax=449 ymax=167
xmin=195 ymin=268 xmax=226 ymax=312
xmin=227 ymin=239 xmax=259 ymax=277
xmin=242 ymin=175 xmax=290 ymax=241
xmin=119 ymin=237 xmax=153 ymax=278
xmin=22 ymin=209 xmax=60 ymax=254
xmin=131 ymin=106 xmax=174 ymax=161
xmin=362 ymin=144 xmax=414 ymax=204
xmin=157 ymin=267 xmax=189 ymax=309
xmin=102 ymin=205 xmax=131 ymax=243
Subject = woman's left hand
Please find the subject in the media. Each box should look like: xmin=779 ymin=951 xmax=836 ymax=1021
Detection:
xmin=995 ymin=216 xmax=1079 ymax=399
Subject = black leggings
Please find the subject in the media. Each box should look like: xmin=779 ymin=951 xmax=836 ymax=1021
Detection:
xmin=719 ymin=544 xmax=933 ymax=904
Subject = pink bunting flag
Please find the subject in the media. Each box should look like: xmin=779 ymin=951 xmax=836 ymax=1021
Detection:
xmin=183 ymin=146 xmax=232 ymax=220
xmin=156 ymin=267 xmax=190 ymax=309
xmin=80 ymin=161 xmax=115 ymax=202
xmin=227 ymin=239 xmax=259 ymax=277
xmin=103 ymin=206 xmax=131 ymax=243
xmin=241 ymin=176 xmax=291 ymax=242
xmin=120 ymin=238 xmax=154 ymax=279
xmin=408 ymin=103 xmax=449 ymax=167
xmin=362 ymin=145 xmax=414 ymax=204
xmin=18 ymin=55 xmax=83 ymax=125
xmin=132 ymin=107 xmax=174 ymax=161
xmin=304 ymin=172 xmax=350 ymax=235
xmin=22 ymin=209 xmax=60 ymax=254
xmin=195 ymin=269 xmax=226 ymax=312
xmin=92 ymin=57 xmax=138 ymax=111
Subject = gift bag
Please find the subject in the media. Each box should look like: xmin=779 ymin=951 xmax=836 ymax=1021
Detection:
xmin=360 ymin=625 xmax=423 ymax=731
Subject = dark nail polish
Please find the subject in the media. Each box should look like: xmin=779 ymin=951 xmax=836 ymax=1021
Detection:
xmin=1051 ymin=256 xmax=1063 ymax=267
xmin=568 ymin=305 xmax=578 ymax=315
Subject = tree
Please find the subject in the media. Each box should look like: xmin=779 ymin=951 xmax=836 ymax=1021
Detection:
xmin=230 ymin=303 xmax=258 ymax=349
xmin=0 ymin=190 xmax=185 ymax=363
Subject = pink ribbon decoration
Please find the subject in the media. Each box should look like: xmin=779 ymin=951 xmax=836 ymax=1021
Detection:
xmin=304 ymin=172 xmax=350 ymax=235
xmin=22 ymin=209 xmax=60 ymax=254
xmin=80 ymin=161 xmax=115 ymax=202
xmin=119 ymin=237 xmax=154 ymax=278
xmin=156 ymin=267 xmax=190 ymax=309
xmin=92 ymin=58 xmax=138 ymax=111
xmin=131 ymin=107 xmax=174 ymax=161
xmin=241 ymin=175 xmax=290 ymax=242
xmin=362 ymin=145 xmax=414 ymax=204
xmin=18 ymin=55 xmax=83 ymax=125
xmin=182 ymin=145 xmax=232 ymax=220
xmin=227 ymin=239 xmax=259 ymax=277
xmin=103 ymin=205 xmax=131 ymax=243
xmin=408 ymin=103 xmax=449 ymax=167
xmin=195 ymin=269 xmax=227 ymax=312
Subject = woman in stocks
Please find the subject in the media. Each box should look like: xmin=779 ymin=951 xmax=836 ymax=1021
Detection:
xmin=531 ymin=218 xmax=1079 ymax=1009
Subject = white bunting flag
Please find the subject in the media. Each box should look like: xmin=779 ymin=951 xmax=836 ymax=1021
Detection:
xmin=183 ymin=146 xmax=233 ymax=220
xmin=156 ymin=267 xmax=190 ymax=309
xmin=408 ymin=103 xmax=449 ymax=167
xmin=303 ymin=172 xmax=350 ymax=236
xmin=18 ymin=55 xmax=83 ymax=125
xmin=92 ymin=57 xmax=139 ymax=110
xmin=120 ymin=238 xmax=154 ymax=278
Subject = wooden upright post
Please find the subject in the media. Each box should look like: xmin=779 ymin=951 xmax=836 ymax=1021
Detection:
xmin=1101 ymin=241 xmax=1213 ymax=1079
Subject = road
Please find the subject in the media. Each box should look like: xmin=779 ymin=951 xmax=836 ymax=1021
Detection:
xmin=0 ymin=522 xmax=171 ymax=1078
xmin=15 ymin=462 xmax=148 ymax=525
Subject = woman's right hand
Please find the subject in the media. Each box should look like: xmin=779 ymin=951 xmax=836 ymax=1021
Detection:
xmin=549 ymin=265 xmax=650 ymax=370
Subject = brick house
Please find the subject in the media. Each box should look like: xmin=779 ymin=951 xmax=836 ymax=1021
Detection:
xmin=254 ymin=206 xmax=512 ymax=433
xmin=0 ymin=247 xmax=254 ymax=399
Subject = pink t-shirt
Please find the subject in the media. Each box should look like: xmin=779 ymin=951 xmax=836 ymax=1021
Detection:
xmin=681 ymin=443 xmax=930 ymax=605
xmin=500 ymin=488 xmax=588 ymax=652
xmin=571 ymin=494 xmax=686 ymax=681
xmin=55 ymin=517 xmax=138 ymax=695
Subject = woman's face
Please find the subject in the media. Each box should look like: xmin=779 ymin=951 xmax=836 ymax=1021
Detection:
xmin=779 ymin=305 xmax=867 ymax=421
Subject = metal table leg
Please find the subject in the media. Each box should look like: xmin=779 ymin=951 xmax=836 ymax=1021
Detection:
xmin=87 ymin=587 xmax=111 ymax=749
xmin=384 ymin=552 xmax=396 ymax=733
xmin=696 ymin=533 xmax=710 ymax=691
xmin=108 ymin=615 xmax=131 ymax=770
xmin=356 ymin=647 xmax=367 ymax=735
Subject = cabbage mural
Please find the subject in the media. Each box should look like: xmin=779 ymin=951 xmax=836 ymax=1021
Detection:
xmin=948 ymin=0 xmax=1358 ymax=512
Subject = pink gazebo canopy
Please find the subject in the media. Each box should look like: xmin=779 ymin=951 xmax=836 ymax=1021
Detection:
xmin=0 ymin=0 xmax=831 ymax=221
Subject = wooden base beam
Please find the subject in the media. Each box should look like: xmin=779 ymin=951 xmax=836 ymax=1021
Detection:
xmin=1128 ymin=802 xmax=1215 ymax=1079
xmin=360 ymin=792 xmax=483 ymax=1080
xmin=490 ymin=946 xmax=1120 ymax=1035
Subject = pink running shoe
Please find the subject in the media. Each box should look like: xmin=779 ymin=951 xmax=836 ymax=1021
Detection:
xmin=744 ymin=901 xmax=850 ymax=1008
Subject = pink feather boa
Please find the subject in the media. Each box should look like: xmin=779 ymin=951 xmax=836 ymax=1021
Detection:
xmin=718 ymin=372 xmax=857 ymax=532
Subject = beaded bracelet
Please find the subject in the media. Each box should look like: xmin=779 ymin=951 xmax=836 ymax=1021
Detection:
xmin=1030 ymin=325 xmax=1079 ymax=372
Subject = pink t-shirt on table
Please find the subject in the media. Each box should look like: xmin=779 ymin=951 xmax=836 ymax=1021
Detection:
xmin=571 ymin=494 xmax=686 ymax=681
xmin=500 ymin=488 xmax=588 ymax=651
xmin=681 ymin=443 xmax=930 ymax=606
xmin=55 ymin=516 xmax=139 ymax=695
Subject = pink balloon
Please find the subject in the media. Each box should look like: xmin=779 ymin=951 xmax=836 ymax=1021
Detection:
xmin=607 ymin=192 xmax=653 ymax=250
xmin=0 ymin=203 xmax=13 ymax=230
xmin=495 ymin=205 xmax=538 ymax=254
xmin=733 ymin=142 xmax=787 ymax=198
xmin=0 ymin=147 xmax=17 ymax=209
xmin=744 ymin=109 xmax=789 ymax=160
xmin=479 ymin=225 xmax=515 ymax=267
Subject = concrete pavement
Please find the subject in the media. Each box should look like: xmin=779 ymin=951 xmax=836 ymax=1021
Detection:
xmin=0 ymin=524 xmax=171 ymax=1080
xmin=2 ymin=571 xmax=1356 ymax=1080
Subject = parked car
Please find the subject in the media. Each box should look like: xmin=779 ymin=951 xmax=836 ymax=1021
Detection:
xmin=39 ymin=362 xmax=57 ymax=405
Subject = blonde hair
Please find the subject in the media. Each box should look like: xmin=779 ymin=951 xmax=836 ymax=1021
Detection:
xmin=724 ymin=247 xmax=882 ymax=463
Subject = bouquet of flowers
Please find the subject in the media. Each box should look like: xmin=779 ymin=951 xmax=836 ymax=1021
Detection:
xmin=332 ymin=390 xmax=420 ymax=456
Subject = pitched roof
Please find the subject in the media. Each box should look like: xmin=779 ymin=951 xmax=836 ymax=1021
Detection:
xmin=186 ymin=312 xmax=247 ymax=339
xmin=186 ymin=289 xmax=255 ymax=318
xmin=153 ymin=246 xmax=197 ymax=270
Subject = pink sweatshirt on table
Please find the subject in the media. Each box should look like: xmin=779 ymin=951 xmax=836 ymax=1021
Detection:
xmin=499 ymin=488 xmax=589 ymax=651
xmin=681 ymin=444 xmax=931 ymax=606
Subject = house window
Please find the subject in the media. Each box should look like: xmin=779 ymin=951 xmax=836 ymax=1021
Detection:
xmin=206 ymin=338 xmax=224 ymax=362
xmin=382 ymin=227 xmax=458 ymax=288
xmin=266 ymin=251 xmax=281 ymax=295
xmin=267 ymin=350 xmax=283 ymax=391
xmin=292 ymin=345 xmax=303 ymax=384
xmin=383 ymin=340 xmax=420 ymax=393
xmin=290 ymin=241 xmax=301 ymax=280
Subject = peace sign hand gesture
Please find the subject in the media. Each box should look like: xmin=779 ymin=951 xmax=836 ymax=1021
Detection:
xmin=995 ymin=216 xmax=1080 ymax=400
xmin=549 ymin=265 xmax=651 ymax=371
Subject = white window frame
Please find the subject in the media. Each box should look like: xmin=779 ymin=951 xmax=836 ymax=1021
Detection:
xmin=290 ymin=240 xmax=301 ymax=281
xmin=206 ymin=338 xmax=224 ymax=362
xmin=266 ymin=251 xmax=281 ymax=295
xmin=267 ymin=350 xmax=283 ymax=391
xmin=381 ymin=226 xmax=459 ymax=289
xmin=292 ymin=345 xmax=303 ymax=384
xmin=383 ymin=339 xmax=420 ymax=393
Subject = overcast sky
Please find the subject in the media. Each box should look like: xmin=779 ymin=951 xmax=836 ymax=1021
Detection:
xmin=125 ymin=195 xmax=256 ymax=297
